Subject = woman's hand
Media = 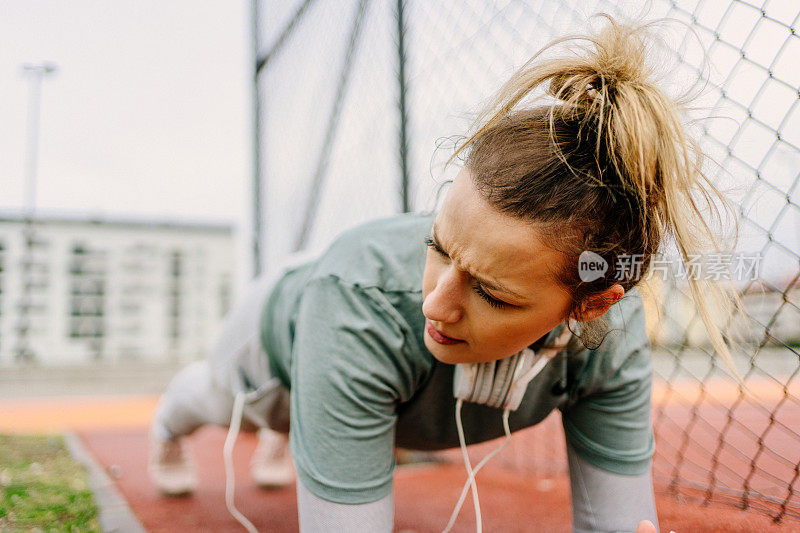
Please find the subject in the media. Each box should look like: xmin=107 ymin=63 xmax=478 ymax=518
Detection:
xmin=635 ymin=520 xmax=657 ymax=533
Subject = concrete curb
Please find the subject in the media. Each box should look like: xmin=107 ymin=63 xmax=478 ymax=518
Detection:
xmin=63 ymin=432 xmax=147 ymax=533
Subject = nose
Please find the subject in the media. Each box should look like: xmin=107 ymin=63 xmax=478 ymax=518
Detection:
xmin=422 ymin=266 xmax=464 ymax=324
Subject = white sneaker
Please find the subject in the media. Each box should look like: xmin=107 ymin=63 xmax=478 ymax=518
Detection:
xmin=148 ymin=433 xmax=198 ymax=496
xmin=250 ymin=428 xmax=294 ymax=489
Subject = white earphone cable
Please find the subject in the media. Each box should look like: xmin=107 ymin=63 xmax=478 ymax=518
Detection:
xmin=442 ymin=402 xmax=513 ymax=533
xmin=224 ymin=392 xmax=260 ymax=533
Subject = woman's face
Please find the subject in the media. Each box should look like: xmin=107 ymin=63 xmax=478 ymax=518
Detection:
xmin=421 ymin=168 xmax=574 ymax=365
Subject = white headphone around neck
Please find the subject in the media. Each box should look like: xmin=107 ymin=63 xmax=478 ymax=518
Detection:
xmin=452 ymin=317 xmax=578 ymax=411
xmin=443 ymin=318 xmax=580 ymax=533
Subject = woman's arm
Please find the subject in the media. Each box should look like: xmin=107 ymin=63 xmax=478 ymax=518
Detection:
xmin=289 ymin=277 xmax=419 ymax=527
xmin=560 ymin=290 xmax=659 ymax=532
xmin=566 ymin=439 xmax=659 ymax=533
xmin=297 ymin=477 xmax=393 ymax=533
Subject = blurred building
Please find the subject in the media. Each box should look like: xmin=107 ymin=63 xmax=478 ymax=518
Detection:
xmin=0 ymin=213 xmax=235 ymax=364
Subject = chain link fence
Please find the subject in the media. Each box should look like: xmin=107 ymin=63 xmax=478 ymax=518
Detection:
xmin=254 ymin=0 xmax=800 ymax=523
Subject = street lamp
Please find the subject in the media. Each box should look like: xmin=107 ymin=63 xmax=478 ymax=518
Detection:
xmin=15 ymin=61 xmax=57 ymax=363
xmin=21 ymin=62 xmax=58 ymax=219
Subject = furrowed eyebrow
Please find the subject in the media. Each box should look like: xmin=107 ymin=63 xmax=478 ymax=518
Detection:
xmin=430 ymin=222 xmax=527 ymax=301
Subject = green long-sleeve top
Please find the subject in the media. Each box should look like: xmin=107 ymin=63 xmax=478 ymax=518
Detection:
xmin=258 ymin=212 xmax=655 ymax=505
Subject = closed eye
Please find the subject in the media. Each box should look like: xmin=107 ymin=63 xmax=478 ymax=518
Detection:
xmin=472 ymin=282 xmax=509 ymax=309
xmin=424 ymin=235 xmax=512 ymax=310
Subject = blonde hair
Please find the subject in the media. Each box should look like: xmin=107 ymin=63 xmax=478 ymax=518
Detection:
xmin=449 ymin=15 xmax=746 ymax=380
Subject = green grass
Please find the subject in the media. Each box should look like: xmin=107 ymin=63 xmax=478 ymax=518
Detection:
xmin=0 ymin=435 xmax=99 ymax=532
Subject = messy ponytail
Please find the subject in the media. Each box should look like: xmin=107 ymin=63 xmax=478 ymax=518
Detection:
xmin=450 ymin=15 xmax=746 ymax=378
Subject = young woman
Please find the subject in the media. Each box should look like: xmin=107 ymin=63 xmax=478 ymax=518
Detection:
xmin=149 ymin=15 xmax=741 ymax=533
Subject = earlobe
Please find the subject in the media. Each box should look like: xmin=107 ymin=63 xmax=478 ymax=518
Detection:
xmin=572 ymin=305 xmax=602 ymax=323
xmin=572 ymin=284 xmax=625 ymax=322
xmin=575 ymin=305 xmax=606 ymax=322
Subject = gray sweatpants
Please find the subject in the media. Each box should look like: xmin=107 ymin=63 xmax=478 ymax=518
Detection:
xmin=152 ymin=251 xmax=319 ymax=441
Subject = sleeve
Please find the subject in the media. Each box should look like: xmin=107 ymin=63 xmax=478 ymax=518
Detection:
xmin=560 ymin=289 xmax=656 ymax=476
xmin=297 ymin=476 xmax=393 ymax=533
xmin=288 ymin=276 xmax=415 ymax=507
xmin=566 ymin=439 xmax=659 ymax=533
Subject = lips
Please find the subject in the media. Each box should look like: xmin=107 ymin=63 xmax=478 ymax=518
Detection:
xmin=426 ymin=320 xmax=465 ymax=345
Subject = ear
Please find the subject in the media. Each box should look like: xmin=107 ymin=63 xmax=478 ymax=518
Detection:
xmin=571 ymin=284 xmax=625 ymax=322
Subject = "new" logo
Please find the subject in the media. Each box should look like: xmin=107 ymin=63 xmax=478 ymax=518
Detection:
xmin=578 ymin=251 xmax=608 ymax=282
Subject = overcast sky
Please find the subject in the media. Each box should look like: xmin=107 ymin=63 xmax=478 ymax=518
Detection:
xmin=0 ymin=0 xmax=250 ymax=227
xmin=1 ymin=0 xmax=796 ymax=284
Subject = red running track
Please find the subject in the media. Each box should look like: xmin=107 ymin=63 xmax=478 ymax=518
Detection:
xmin=78 ymin=425 xmax=796 ymax=532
